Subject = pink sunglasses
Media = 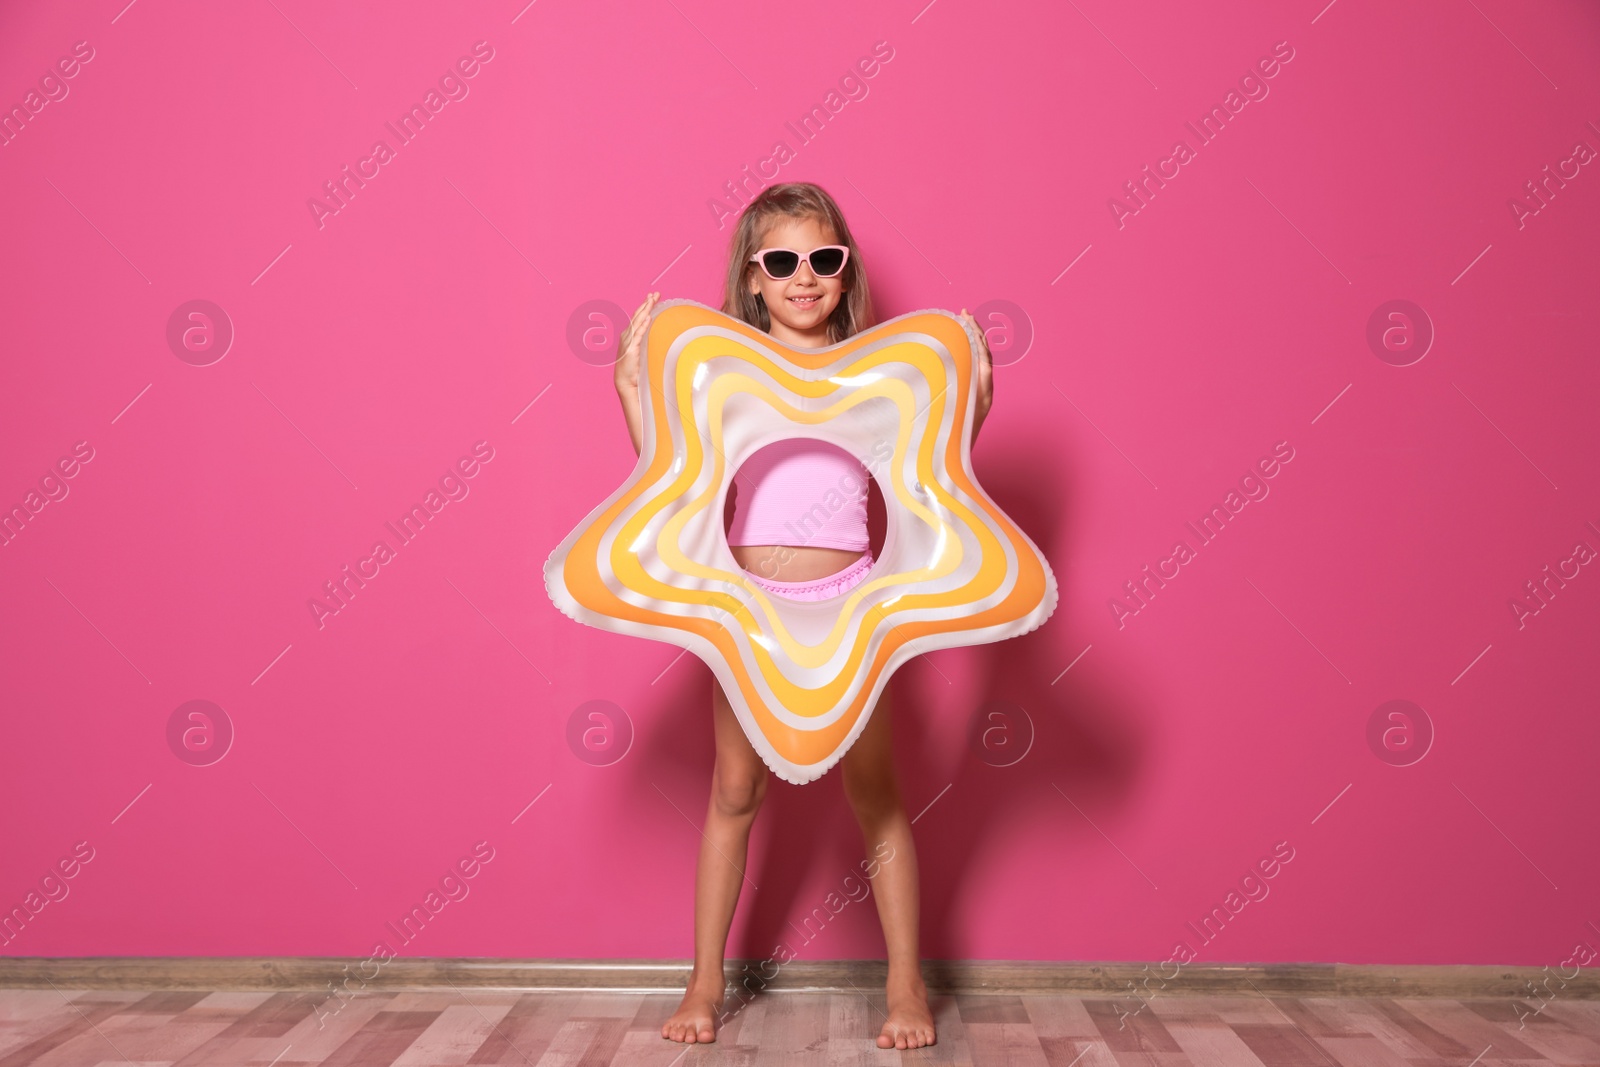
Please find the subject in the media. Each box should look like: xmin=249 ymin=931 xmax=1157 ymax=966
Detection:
xmin=748 ymin=245 xmax=850 ymax=280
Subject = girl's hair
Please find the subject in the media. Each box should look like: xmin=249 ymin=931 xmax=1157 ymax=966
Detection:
xmin=721 ymin=182 xmax=875 ymax=345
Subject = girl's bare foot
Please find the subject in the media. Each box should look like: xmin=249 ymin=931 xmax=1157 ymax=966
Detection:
xmin=662 ymin=975 xmax=725 ymax=1043
xmin=877 ymin=977 xmax=937 ymax=1049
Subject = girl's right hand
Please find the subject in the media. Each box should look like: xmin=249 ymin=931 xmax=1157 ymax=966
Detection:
xmin=614 ymin=291 xmax=660 ymax=396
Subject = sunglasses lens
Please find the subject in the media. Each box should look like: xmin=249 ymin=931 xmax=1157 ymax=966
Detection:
xmin=761 ymin=250 xmax=800 ymax=278
xmin=809 ymin=247 xmax=846 ymax=276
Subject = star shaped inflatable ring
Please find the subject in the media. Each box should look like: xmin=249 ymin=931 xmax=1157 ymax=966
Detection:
xmin=544 ymin=299 xmax=1057 ymax=784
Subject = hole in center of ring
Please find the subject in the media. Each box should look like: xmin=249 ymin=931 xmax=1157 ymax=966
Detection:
xmin=722 ymin=436 xmax=884 ymax=598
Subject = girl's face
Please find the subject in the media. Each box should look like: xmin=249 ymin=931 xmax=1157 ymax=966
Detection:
xmin=747 ymin=215 xmax=848 ymax=349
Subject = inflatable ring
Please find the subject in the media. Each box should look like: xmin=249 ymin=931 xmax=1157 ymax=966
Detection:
xmin=545 ymin=299 xmax=1057 ymax=784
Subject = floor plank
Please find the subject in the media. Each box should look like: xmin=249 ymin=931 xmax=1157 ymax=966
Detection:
xmin=1162 ymin=1014 xmax=1269 ymax=1067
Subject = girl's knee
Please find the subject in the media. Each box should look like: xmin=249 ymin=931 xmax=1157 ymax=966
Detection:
xmin=713 ymin=764 xmax=768 ymax=818
xmin=842 ymin=764 xmax=899 ymax=820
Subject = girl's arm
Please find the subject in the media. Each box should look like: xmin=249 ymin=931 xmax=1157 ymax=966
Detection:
xmin=615 ymin=293 xmax=660 ymax=456
xmin=616 ymin=381 xmax=644 ymax=456
xmin=964 ymin=309 xmax=995 ymax=446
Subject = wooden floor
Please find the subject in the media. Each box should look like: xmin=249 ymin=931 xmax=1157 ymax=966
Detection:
xmin=3 ymin=987 xmax=1599 ymax=1066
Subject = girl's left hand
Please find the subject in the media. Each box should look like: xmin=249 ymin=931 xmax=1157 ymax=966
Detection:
xmin=958 ymin=308 xmax=995 ymax=429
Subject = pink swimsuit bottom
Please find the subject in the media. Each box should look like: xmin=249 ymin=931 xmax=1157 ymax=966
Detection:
xmin=746 ymin=551 xmax=875 ymax=601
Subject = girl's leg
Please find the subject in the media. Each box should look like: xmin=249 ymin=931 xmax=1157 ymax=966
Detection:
xmin=839 ymin=683 xmax=937 ymax=1049
xmin=662 ymin=676 xmax=771 ymax=1043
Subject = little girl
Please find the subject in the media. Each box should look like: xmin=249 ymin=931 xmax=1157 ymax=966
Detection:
xmin=611 ymin=182 xmax=994 ymax=1051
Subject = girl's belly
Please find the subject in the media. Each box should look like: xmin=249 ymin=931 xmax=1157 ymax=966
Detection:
xmin=731 ymin=544 xmax=868 ymax=583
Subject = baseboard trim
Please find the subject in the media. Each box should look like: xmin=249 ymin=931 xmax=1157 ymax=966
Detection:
xmin=2 ymin=958 xmax=1595 ymax=998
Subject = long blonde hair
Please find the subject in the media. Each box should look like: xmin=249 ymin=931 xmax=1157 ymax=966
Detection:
xmin=720 ymin=182 xmax=876 ymax=345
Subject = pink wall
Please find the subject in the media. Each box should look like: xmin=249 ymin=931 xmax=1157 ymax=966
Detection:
xmin=3 ymin=0 xmax=1598 ymax=969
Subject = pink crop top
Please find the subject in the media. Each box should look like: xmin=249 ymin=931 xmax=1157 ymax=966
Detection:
xmin=726 ymin=438 xmax=870 ymax=551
